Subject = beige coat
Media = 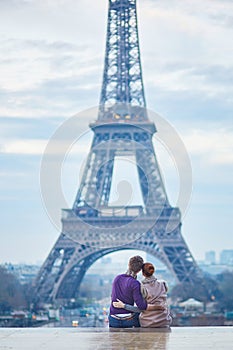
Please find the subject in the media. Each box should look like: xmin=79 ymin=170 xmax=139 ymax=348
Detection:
xmin=139 ymin=276 xmax=172 ymax=328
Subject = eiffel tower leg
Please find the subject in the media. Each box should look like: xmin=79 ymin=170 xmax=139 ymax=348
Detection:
xmin=35 ymin=232 xmax=130 ymax=302
xmin=118 ymin=219 xmax=200 ymax=285
xmin=151 ymin=224 xmax=200 ymax=284
xmin=73 ymin=144 xmax=115 ymax=209
xmin=35 ymin=210 xmax=200 ymax=302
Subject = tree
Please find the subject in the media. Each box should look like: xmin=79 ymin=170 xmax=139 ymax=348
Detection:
xmin=216 ymin=271 xmax=233 ymax=312
xmin=170 ymin=271 xmax=233 ymax=313
xmin=170 ymin=275 xmax=221 ymax=311
xmin=0 ymin=266 xmax=26 ymax=313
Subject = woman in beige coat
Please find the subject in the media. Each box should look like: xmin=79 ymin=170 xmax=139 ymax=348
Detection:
xmin=113 ymin=262 xmax=172 ymax=327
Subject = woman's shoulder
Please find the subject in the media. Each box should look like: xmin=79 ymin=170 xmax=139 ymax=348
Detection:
xmin=142 ymin=275 xmax=156 ymax=283
xmin=144 ymin=277 xmax=168 ymax=291
xmin=158 ymin=280 xmax=168 ymax=291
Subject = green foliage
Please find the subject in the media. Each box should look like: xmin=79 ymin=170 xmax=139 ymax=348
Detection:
xmin=0 ymin=266 xmax=27 ymax=313
xmin=170 ymin=271 xmax=233 ymax=312
xmin=170 ymin=276 xmax=219 ymax=303
xmin=216 ymin=271 xmax=233 ymax=311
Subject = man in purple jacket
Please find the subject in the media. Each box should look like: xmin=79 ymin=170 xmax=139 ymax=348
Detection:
xmin=109 ymin=255 xmax=147 ymax=328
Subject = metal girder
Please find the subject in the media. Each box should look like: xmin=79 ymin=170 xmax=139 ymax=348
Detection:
xmin=99 ymin=0 xmax=146 ymax=115
xmin=35 ymin=211 xmax=200 ymax=302
xmin=35 ymin=0 xmax=201 ymax=303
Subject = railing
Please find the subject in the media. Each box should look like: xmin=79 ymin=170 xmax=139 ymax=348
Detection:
xmin=62 ymin=206 xmax=144 ymax=219
xmin=62 ymin=206 xmax=180 ymax=220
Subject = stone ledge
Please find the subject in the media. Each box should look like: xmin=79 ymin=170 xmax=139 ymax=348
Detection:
xmin=0 ymin=327 xmax=232 ymax=350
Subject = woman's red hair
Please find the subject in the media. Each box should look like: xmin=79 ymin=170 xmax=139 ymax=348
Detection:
xmin=142 ymin=263 xmax=155 ymax=277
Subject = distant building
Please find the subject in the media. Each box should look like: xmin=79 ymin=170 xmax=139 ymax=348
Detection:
xmin=205 ymin=251 xmax=216 ymax=265
xmin=3 ymin=263 xmax=40 ymax=284
xmin=199 ymin=263 xmax=233 ymax=275
xmin=220 ymin=250 xmax=233 ymax=265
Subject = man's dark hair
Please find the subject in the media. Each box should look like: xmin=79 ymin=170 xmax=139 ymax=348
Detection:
xmin=128 ymin=255 xmax=144 ymax=273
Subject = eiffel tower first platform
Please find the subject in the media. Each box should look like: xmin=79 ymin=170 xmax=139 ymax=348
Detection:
xmin=35 ymin=0 xmax=201 ymax=302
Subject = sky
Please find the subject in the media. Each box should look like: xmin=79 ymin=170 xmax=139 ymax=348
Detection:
xmin=0 ymin=0 xmax=233 ymax=266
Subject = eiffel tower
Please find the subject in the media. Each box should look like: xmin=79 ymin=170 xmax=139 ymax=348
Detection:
xmin=35 ymin=0 xmax=200 ymax=302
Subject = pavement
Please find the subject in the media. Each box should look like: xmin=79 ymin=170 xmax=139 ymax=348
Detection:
xmin=0 ymin=327 xmax=232 ymax=350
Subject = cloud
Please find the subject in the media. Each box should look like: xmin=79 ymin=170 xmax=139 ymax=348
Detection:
xmin=0 ymin=0 xmax=232 ymax=123
xmin=182 ymin=128 xmax=233 ymax=165
xmin=137 ymin=1 xmax=233 ymax=113
xmin=140 ymin=0 xmax=233 ymax=70
xmin=1 ymin=139 xmax=47 ymax=155
xmin=1 ymin=134 xmax=92 ymax=156
xmin=144 ymin=0 xmax=233 ymax=29
xmin=145 ymin=63 xmax=233 ymax=104
xmin=0 ymin=0 xmax=107 ymax=47
xmin=0 ymin=37 xmax=101 ymax=92
xmin=0 ymin=37 xmax=102 ymax=119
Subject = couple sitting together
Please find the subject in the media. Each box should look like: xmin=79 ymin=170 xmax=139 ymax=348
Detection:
xmin=109 ymin=255 xmax=172 ymax=328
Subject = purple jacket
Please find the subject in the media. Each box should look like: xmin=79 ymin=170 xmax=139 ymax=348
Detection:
xmin=110 ymin=274 xmax=147 ymax=315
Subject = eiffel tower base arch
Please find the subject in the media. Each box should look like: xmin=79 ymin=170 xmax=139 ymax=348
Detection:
xmin=35 ymin=210 xmax=200 ymax=303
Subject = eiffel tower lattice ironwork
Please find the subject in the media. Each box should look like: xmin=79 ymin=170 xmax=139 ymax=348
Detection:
xmin=35 ymin=0 xmax=201 ymax=302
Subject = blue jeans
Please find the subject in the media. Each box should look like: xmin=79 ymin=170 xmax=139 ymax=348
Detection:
xmin=108 ymin=313 xmax=140 ymax=328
